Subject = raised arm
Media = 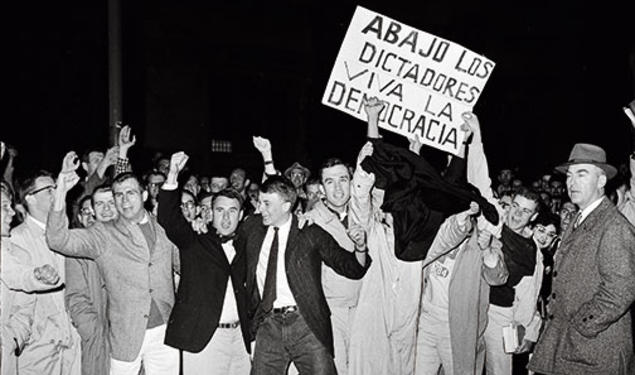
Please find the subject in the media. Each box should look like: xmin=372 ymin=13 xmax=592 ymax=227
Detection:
xmin=253 ymin=136 xmax=278 ymax=181
xmin=157 ymin=151 xmax=197 ymax=250
xmin=47 ymin=151 xmax=102 ymax=259
xmin=115 ymin=124 xmax=136 ymax=175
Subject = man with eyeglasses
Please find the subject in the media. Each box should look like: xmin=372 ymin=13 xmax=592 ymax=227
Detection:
xmin=558 ymin=201 xmax=577 ymax=233
xmin=484 ymin=188 xmax=543 ymax=375
xmin=145 ymin=172 xmax=166 ymax=216
xmin=65 ymin=186 xmax=118 ymax=375
xmin=10 ymin=170 xmax=81 ymax=374
xmin=180 ymin=190 xmax=198 ymax=222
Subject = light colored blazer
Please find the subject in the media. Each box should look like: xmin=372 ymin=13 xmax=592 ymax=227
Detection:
xmin=529 ymin=197 xmax=635 ymax=374
xmin=46 ymin=208 xmax=180 ymax=361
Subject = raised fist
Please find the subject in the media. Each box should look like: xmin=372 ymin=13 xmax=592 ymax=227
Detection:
xmin=169 ymin=151 xmax=189 ymax=175
xmin=252 ymin=136 xmax=271 ymax=155
xmin=363 ymin=97 xmax=386 ymax=120
xmin=60 ymin=151 xmax=80 ymax=174
xmin=34 ymin=264 xmax=60 ymax=286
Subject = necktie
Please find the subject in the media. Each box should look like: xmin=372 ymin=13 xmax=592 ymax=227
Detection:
xmin=261 ymin=227 xmax=279 ymax=313
xmin=573 ymin=212 xmax=582 ymax=229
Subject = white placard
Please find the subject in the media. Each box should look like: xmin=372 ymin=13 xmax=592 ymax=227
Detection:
xmin=322 ymin=6 xmax=495 ymax=155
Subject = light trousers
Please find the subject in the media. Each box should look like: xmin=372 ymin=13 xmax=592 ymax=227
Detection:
xmin=415 ymin=307 xmax=454 ymax=375
xmin=183 ymin=325 xmax=250 ymax=375
xmin=484 ymin=305 xmax=513 ymax=375
xmin=109 ymin=324 xmax=179 ymax=375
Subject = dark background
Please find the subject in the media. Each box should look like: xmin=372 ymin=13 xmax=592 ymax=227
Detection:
xmin=5 ymin=1 xmax=635 ymax=183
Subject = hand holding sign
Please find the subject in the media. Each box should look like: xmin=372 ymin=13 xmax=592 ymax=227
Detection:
xmin=363 ymin=97 xmax=386 ymax=122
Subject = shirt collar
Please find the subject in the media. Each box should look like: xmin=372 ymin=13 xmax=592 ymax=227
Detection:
xmin=138 ymin=212 xmax=150 ymax=225
xmin=273 ymin=213 xmax=293 ymax=232
xmin=578 ymin=196 xmax=604 ymax=224
xmin=27 ymin=214 xmax=47 ymax=231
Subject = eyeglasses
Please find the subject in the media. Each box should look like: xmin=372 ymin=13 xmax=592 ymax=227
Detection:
xmin=27 ymin=184 xmax=56 ymax=196
xmin=180 ymin=201 xmax=196 ymax=210
xmin=80 ymin=207 xmax=95 ymax=217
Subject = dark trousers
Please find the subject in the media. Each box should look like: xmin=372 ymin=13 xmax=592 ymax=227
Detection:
xmin=251 ymin=310 xmax=336 ymax=375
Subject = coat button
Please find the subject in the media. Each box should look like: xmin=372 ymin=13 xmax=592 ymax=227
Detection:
xmin=548 ymin=314 xmax=554 ymax=320
xmin=551 ymin=293 xmax=556 ymax=299
xmin=553 ymin=271 xmax=557 ymax=277
xmin=589 ymin=315 xmax=594 ymax=319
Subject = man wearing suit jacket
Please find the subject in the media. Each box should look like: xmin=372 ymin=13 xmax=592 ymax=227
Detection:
xmin=235 ymin=175 xmax=371 ymax=375
xmin=529 ymin=143 xmax=635 ymax=374
xmin=158 ymin=152 xmax=250 ymax=374
xmin=47 ymin=152 xmax=180 ymax=375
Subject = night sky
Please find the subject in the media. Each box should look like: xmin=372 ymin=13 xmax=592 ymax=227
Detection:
xmin=5 ymin=1 xmax=635 ymax=184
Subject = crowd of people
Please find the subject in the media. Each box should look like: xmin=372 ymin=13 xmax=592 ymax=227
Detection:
xmin=1 ymin=98 xmax=635 ymax=375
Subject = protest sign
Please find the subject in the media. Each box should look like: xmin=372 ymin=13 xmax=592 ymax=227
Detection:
xmin=322 ymin=6 xmax=495 ymax=155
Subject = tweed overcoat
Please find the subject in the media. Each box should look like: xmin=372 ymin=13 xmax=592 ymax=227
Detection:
xmin=529 ymin=198 xmax=635 ymax=374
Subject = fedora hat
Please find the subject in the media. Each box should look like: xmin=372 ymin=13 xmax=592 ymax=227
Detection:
xmin=554 ymin=143 xmax=617 ymax=179
xmin=284 ymin=162 xmax=311 ymax=180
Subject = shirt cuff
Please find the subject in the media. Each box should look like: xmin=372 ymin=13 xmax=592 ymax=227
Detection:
xmin=162 ymin=182 xmax=178 ymax=191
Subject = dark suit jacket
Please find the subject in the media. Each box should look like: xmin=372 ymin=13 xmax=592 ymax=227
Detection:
xmin=234 ymin=214 xmax=371 ymax=356
xmin=529 ymin=198 xmax=635 ymax=374
xmin=158 ymin=189 xmax=250 ymax=353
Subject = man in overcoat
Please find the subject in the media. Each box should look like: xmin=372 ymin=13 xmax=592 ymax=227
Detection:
xmin=529 ymin=143 xmax=635 ymax=374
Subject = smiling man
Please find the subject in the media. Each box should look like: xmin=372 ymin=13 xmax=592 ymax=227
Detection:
xmin=484 ymin=188 xmax=543 ymax=375
xmin=301 ymin=157 xmax=361 ymax=375
xmin=47 ymin=152 xmax=181 ymax=375
xmin=530 ymin=143 xmax=635 ymax=375
xmin=234 ymin=175 xmax=371 ymax=375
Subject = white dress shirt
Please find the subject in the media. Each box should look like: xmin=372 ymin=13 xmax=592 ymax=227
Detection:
xmin=218 ymin=241 xmax=240 ymax=323
xmin=256 ymin=215 xmax=297 ymax=308
xmin=577 ymin=196 xmax=605 ymax=226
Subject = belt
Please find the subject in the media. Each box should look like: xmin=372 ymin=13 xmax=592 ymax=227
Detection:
xmin=218 ymin=321 xmax=240 ymax=329
xmin=272 ymin=305 xmax=298 ymax=314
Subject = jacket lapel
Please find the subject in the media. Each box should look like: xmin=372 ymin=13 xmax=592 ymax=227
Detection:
xmin=558 ymin=197 xmax=610 ymax=255
xmin=285 ymin=216 xmax=300 ymax=268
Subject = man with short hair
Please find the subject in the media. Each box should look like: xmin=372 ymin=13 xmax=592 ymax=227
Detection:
xmin=65 ymin=186 xmax=116 ymax=375
xmin=180 ymin=190 xmax=198 ymax=222
xmin=529 ymin=143 xmax=635 ymax=375
xmin=558 ymin=201 xmax=577 ymax=233
xmin=210 ymin=176 xmax=229 ymax=193
xmin=230 ymin=168 xmax=249 ymax=195
xmin=1 ymin=183 xmax=63 ymax=375
xmin=47 ymin=152 xmax=180 ymax=375
xmin=301 ymin=157 xmax=361 ymax=375
xmin=145 ymin=171 xmax=166 ymax=216
xmin=484 ymin=188 xmax=543 ymax=375
xmin=159 ymin=152 xmax=251 ymax=375
xmin=10 ymin=169 xmax=81 ymax=375
xmin=236 ymin=175 xmax=370 ymax=374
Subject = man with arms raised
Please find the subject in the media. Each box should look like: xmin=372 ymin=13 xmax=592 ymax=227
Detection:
xmin=47 ymin=152 xmax=180 ymax=375
xmin=158 ymin=152 xmax=251 ymax=374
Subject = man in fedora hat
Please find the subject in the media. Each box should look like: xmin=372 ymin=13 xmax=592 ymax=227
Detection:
xmin=529 ymin=143 xmax=635 ymax=374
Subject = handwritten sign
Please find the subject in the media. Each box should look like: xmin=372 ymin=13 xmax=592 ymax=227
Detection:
xmin=322 ymin=6 xmax=495 ymax=155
